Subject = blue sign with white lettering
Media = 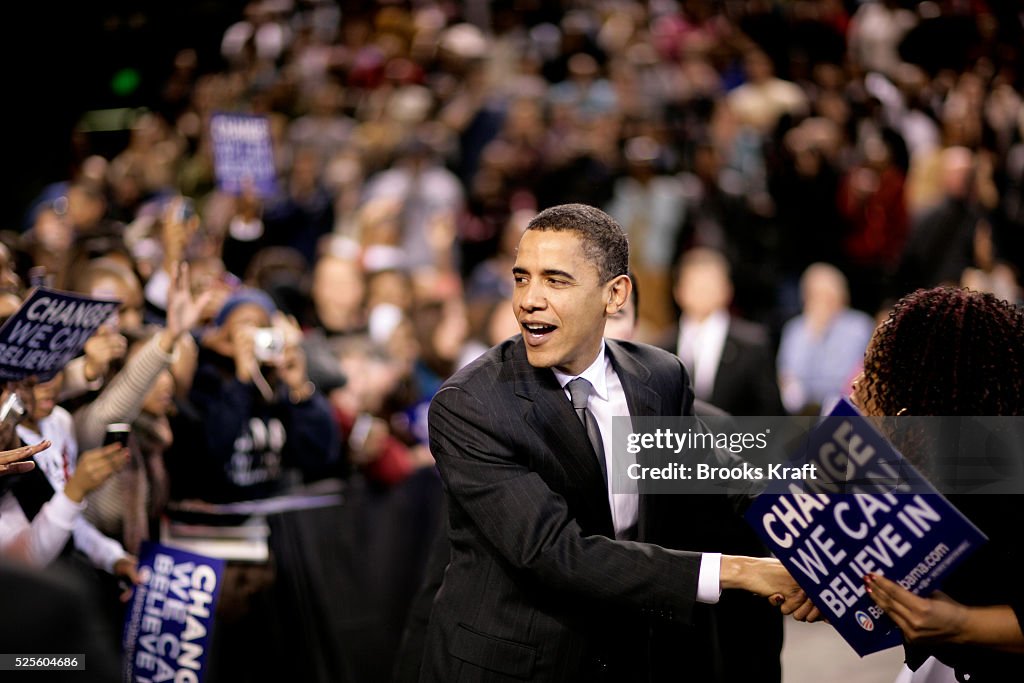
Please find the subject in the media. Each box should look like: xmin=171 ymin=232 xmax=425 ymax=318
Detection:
xmin=0 ymin=287 xmax=119 ymax=382
xmin=745 ymin=398 xmax=988 ymax=656
xmin=209 ymin=112 xmax=278 ymax=197
xmin=210 ymin=113 xmax=277 ymax=198
xmin=122 ymin=542 xmax=225 ymax=683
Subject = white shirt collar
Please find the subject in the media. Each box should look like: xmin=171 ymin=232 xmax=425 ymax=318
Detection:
xmin=681 ymin=308 xmax=730 ymax=335
xmin=552 ymin=340 xmax=609 ymax=402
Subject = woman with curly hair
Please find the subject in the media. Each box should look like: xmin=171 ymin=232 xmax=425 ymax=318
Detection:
xmin=851 ymin=286 xmax=1024 ymax=682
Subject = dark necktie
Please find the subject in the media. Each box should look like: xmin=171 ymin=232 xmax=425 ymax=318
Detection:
xmin=567 ymin=377 xmax=607 ymax=483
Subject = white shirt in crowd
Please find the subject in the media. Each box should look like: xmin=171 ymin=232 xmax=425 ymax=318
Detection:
xmin=677 ymin=309 xmax=730 ymax=401
xmin=0 ymin=406 xmax=126 ymax=572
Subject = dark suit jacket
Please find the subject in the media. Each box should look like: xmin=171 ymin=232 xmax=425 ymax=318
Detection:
xmin=660 ymin=316 xmax=784 ymax=417
xmin=655 ymin=320 xmax=785 ymax=681
xmin=422 ymin=337 xmax=702 ymax=682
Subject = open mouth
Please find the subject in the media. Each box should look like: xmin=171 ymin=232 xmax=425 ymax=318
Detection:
xmin=521 ymin=322 xmax=557 ymax=343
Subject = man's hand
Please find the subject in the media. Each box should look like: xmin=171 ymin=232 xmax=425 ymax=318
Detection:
xmin=0 ymin=440 xmax=50 ymax=477
xmin=721 ymin=555 xmax=822 ymax=622
xmin=64 ymin=443 xmax=129 ymax=503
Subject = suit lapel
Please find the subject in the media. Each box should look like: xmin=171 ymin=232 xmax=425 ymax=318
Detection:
xmin=606 ymin=340 xmax=661 ymax=423
xmin=710 ymin=329 xmax=738 ymax=407
xmin=607 ymin=340 xmax=665 ymax=541
xmin=511 ymin=339 xmax=613 ymax=533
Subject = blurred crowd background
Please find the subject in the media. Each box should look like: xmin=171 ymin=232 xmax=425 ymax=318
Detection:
xmin=2 ymin=1 xmax=1023 ymax=681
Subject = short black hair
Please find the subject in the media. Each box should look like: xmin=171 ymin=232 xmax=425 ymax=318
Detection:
xmin=526 ymin=204 xmax=629 ymax=283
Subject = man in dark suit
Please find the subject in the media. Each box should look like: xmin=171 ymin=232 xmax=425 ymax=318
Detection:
xmin=422 ymin=204 xmax=812 ymax=682
xmin=662 ymin=247 xmax=784 ymax=417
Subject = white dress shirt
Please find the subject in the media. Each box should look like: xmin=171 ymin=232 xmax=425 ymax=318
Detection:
xmin=677 ymin=309 xmax=730 ymax=401
xmin=554 ymin=342 xmax=721 ymax=604
xmin=0 ymin=488 xmax=85 ymax=569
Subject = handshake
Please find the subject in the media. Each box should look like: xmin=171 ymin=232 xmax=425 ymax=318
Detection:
xmin=721 ymin=555 xmax=821 ymax=622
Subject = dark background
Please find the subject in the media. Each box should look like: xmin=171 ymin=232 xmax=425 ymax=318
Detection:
xmin=1 ymin=0 xmax=247 ymax=228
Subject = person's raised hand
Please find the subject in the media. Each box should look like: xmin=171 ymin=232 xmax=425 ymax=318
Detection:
xmin=163 ymin=261 xmax=214 ymax=350
xmin=233 ymin=324 xmax=258 ymax=384
xmin=84 ymin=327 xmax=128 ymax=381
xmin=64 ymin=443 xmax=129 ymax=503
xmin=270 ymin=313 xmax=312 ymax=401
xmin=0 ymin=440 xmax=49 ymax=477
xmin=160 ymin=197 xmax=199 ymax=270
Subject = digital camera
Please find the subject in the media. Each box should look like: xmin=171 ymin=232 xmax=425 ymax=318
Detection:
xmin=253 ymin=328 xmax=286 ymax=363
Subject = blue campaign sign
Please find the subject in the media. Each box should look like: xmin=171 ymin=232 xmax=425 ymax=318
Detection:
xmin=0 ymin=287 xmax=119 ymax=382
xmin=745 ymin=398 xmax=988 ymax=656
xmin=210 ymin=113 xmax=277 ymax=198
xmin=122 ymin=542 xmax=226 ymax=683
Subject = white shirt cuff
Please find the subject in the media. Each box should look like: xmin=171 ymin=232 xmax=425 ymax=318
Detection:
xmin=696 ymin=552 xmax=723 ymax=604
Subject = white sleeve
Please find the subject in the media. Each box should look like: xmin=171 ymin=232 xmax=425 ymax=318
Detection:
xmin=0 ymin=490 xmax=82 ymax=567
xmin=72 ymin=515 xmax=128 ymax=574
xmin=58 ymin=356 xmax=106 ymax=402
xmin=74 ymin=334 xmax=175 ymax=451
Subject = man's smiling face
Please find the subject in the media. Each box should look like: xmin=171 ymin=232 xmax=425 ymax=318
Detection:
xmin=512 ymin=229 xmax=625 ymax=376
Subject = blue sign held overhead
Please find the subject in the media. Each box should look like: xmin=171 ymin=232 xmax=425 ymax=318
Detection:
xmin=210 ymin=113 xmax=277 ymax=198
xmin=0 ymin=287 xmax=120 ymax=382
xmin=745 ymin=398 xmax=988 ymax=657
xmin=122 ymin=542 xmax=225 ymax=683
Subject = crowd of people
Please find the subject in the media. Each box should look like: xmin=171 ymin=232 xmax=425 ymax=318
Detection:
xmin=1 ymin=1 xmax=1023 ymax=682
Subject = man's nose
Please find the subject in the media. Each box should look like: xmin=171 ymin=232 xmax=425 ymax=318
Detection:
xmin=519 ymin=281 xmax=546 ymax=311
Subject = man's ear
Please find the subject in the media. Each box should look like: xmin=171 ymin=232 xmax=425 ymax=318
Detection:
xmin=605 ymin=274 xmax=632 ymax=316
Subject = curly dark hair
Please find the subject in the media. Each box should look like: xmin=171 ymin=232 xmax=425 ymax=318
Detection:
xmin=860 ymin=287 xmax=1024 ymax=416
xmin=526 ymin=204 xmax=629 ymax=283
